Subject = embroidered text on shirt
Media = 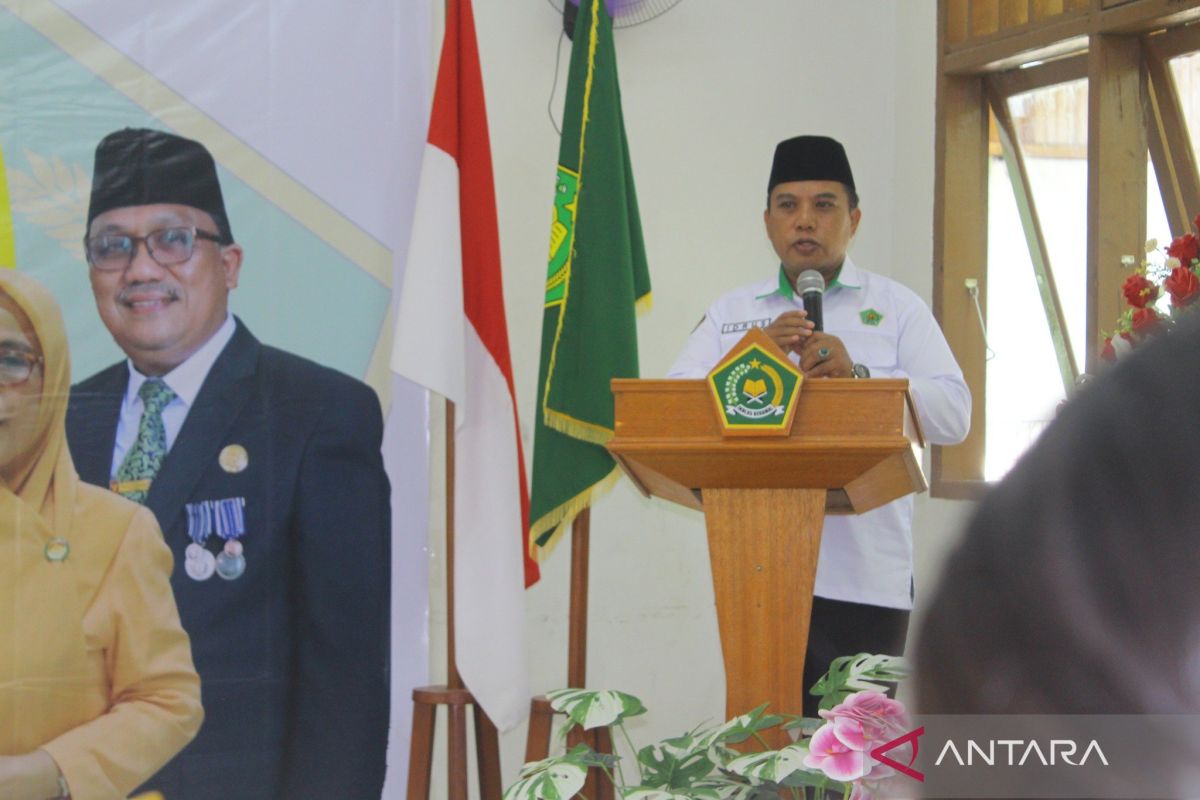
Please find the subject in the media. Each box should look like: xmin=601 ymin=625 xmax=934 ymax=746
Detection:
xmin=721 ymin=318 xmax=772 ymax=334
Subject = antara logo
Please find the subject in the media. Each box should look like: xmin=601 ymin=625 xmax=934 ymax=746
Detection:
xmin=934 ymin=738 xmax=1109 ymax=767
xmin=870 ymin=726 xmax=926 ymax=782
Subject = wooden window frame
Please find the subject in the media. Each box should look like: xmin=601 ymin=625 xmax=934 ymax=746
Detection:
xmin=933 ymin=0 xmax=1200 ymax=501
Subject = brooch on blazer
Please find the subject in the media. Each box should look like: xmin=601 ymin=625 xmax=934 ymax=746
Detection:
xmin=184 ymin=497 xmax=247 ymax=581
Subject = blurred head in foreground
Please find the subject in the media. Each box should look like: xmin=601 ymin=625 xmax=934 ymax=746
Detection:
xmin=918 ymin=315 xmax=1200 ymax=715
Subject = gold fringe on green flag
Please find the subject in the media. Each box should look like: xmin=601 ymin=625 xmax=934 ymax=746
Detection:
xmin=528 ymin=0 xmax=651 ymax=560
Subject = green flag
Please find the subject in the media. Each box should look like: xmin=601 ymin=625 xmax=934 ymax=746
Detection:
xmin=529 ymin=0 xmax=651 ymax=560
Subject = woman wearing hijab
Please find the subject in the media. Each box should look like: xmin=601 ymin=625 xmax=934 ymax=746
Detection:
xmin=1 ymin=270 xmax=202 ymax=799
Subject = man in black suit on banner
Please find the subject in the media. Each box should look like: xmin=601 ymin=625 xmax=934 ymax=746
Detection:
xmin=66 ymin=128 xmax=391 ymax=800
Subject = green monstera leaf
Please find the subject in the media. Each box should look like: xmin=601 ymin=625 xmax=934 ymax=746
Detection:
xmin=502 ymin=755 xmax=587 ymax=800
xmin=725 ymin=742 xmax=812 ymax=784
xmin=694 ymin=704 xmax=784 ymax=756
xmin=635 ymin=730 xmax=716 ymax=789
xmin=547 ymin=688 xmax=647 ymax=731
xmin=620 ymin=788 xmax=720 ymax=800
xmin=809 ymin=653 xmax=909 ymax=711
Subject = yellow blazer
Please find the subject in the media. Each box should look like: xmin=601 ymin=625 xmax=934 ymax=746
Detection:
xmin=1 ymin=483 xmax=203 ymax=799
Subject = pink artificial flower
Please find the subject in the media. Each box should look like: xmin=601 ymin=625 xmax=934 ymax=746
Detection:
xmin=812 ymin=691 xmax=913 ymax=792
xmin=804 ymin=722 xmax=866 ymax=782
xmin=819 ymin=691 xmax=909 ymax=751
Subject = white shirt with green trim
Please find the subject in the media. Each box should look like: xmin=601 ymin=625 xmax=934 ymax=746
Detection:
xmin=667 ymin=257 xmax=970 ymax=610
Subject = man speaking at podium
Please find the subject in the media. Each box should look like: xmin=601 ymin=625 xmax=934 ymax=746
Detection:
xmin=667 ymin=135 xmax=970 ymax=714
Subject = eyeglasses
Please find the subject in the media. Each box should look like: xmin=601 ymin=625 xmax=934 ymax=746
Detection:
xmin=84 ymin=226 xmax=223 ymax=272
xmin=0 ymin=348 xmax=42 ymax=387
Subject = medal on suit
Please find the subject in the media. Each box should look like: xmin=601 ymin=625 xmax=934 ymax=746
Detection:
xmin=184 ymin=496 xmax=247 ymax=581
xmin=214 ymin=497 xmax=247 ymax=580
xmin=185 ymin=501 xmax=216 ymax=581
xmin=219 ymin=443 xmax=249 ymax=474
xmin=216 ymin=539 xmax=246 ymax=580
xmin=185 ymin=543 xmax=216 ymax=580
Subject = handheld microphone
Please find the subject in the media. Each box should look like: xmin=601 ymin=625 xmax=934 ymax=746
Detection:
xmin=794 ymin=269 xmax=825 ymax=332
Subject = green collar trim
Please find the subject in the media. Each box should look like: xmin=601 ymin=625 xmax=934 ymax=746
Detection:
xmin=756 ymin=264 xmax=859 ymax=300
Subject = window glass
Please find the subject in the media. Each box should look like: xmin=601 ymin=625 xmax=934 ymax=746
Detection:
xmin=1006 ymin=80 xmax=1088 ymax=373
xmin=1147 ymin=158 xmax=1171 ymax=271
xmin=984 ymin=80 xmax=1087 ymax=480
xmin=1168 ymin=51 xmax=1200 ymax=166
xmin=985 ymin=152 xmax=1067 ymax=480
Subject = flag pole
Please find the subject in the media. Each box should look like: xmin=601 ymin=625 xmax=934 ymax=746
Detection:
xmin=406 ymin=398 xmax=502 ymax=800
xmin=525 ymin=510 xmax=615 ymax=800
xmin=567 ymin=508 xmax=590 ymax=688
xmin=564 ymin=508 xmax=614 ymax=800
xmin=446 ymin=399 xmax=463 ymax=693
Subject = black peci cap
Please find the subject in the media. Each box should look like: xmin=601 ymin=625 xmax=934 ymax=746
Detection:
xmin=767 ymin=135 xmax=855 ymax=196
xmin=87 ymin=128 xmax=233 ymax=243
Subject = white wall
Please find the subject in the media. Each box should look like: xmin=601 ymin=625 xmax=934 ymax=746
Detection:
xmin=419 ymin=0 xmax=974 ymax=790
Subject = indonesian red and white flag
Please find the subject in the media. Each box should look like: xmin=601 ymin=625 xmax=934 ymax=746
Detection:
xmin=391 ymin=0 xmax=538 ymax=731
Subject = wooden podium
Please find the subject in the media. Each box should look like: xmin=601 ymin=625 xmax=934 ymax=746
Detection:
xmin=607 ymin=377 xmax=925 ymax=749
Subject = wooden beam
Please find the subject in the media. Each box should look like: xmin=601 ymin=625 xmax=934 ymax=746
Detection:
xmin=933 ymin=71 xmax=990 ymax=489
xmin=973 ymin=0 xmax=1003 ymax=37
xmin=1000 ymin=0 xmax=1031 ymax=28
xmin=944 ymin=23 xmax=1089 ymax=74
xmin=988 ymin=51 xmax=1087 ymax=97
xmin=946 ymin=0 xmax=971 ymax=46
xmin=1033 ymin=0 xmax=1067 ymax=20
xmin=940 ymin=0 xmax=1200 ymax=73
xmin=1087 ymin=34 xmax=1147 ymax=372
xmin=1096 ymin=0 xmax=1200 ymax=34
xmin=1141 ymin=20 xmax=1200 ymax=59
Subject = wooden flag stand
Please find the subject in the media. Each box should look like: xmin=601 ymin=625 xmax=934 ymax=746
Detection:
xmin=523 ymin=508 xmax=616 ymax=800
xmin=407 ymin=400 xmax=504 ymax=800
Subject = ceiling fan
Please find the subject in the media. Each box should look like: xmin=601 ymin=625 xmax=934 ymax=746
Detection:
xmin=546 ymin=0 xmax=685 ymax=38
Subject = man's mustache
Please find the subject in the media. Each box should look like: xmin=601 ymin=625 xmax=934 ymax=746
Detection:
xmin=117 ymin=282 xmax=181 ymax=304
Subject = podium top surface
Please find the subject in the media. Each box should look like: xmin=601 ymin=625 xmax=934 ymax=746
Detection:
xmin=607 ymin=378 xmax=926 ymax=513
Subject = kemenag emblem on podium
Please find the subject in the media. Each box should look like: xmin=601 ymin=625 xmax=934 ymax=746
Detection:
xmin=706 ymin=329 xmax=803 ymax=437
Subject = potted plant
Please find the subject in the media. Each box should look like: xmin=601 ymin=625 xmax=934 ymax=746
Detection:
xmin=504 ymin=654 xmax=910 ymax=800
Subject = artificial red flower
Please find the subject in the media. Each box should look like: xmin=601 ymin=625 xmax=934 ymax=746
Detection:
xmin=1101 ymin=336 xmax=1116 ymax=362
xmin=1122 ymin=274 xmax=1158 ymax=308
xmin=1167 ymin=233 xmax=1199 ymax=265
xmin=1131 ymin=307 xmax=1164 ymax=337
xmin=1193 ymin=212 xmax=1200 ymax=233
xmin=1164 ymin=265 xmax=1200 ymax=307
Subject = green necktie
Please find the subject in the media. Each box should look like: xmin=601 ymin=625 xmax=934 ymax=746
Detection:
xmin=114 ymin=378 xmax=176 ymax=504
